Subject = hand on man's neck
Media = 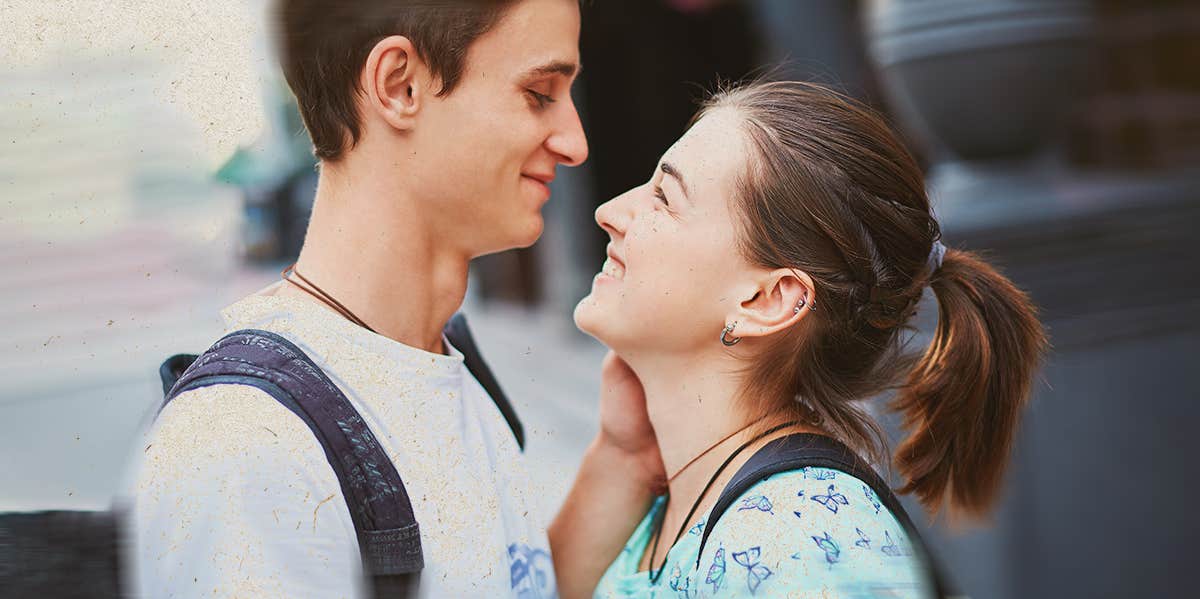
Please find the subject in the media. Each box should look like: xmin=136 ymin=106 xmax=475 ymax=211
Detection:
xmin=282 ymin=158 xmax=471 ymax=355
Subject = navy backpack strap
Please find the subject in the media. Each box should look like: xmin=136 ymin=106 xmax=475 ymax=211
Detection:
xmin=696 ymin=433 xmax=951 ymax=599
xmin=161 ymin=329 xmax=422 ymax=596
xmin=443 ymin=312 xmax=525 ymax=451
xmin=159 ymin=353 xmax=198 ymax=396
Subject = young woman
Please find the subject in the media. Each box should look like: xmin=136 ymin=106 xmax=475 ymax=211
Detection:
xmin=571 ymin=81 xmax=1047 ymax=598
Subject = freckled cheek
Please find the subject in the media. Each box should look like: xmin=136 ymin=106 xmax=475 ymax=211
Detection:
xmin=626 ymin=222 xmax=700 ymax=300
xmin=623 ymin=215 xmax=675 ymax=272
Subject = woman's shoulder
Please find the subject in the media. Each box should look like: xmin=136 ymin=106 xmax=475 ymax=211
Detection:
xmin=694 ymin=467 xmax=931 ymax=597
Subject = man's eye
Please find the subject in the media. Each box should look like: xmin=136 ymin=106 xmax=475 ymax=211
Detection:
xmin=653 ymin=186 xmax=669 ymax=206
xmin=527 ymin=90 xmax=554 ymax=109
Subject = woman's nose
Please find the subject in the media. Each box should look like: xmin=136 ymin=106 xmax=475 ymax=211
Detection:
xmin=594 ymin=186 xmax=639 ymax=238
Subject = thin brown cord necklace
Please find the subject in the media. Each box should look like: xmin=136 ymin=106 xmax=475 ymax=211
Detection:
xmin=666 ymin=419 xmax=762 ymax=484
xmin=281 ymin=263 xmax=377 ymax=334
xmin=647 ymin=419 xmax=803 ymax=584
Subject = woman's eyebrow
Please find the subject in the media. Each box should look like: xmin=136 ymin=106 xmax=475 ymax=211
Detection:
xmin=660 ymin=161 xmax=689 ymax=198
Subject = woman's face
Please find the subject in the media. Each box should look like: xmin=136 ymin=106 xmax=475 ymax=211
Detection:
xmin=574 ymin=108 xmax=757 ymax=357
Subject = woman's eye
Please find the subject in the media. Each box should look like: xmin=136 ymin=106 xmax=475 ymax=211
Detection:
xmin=526 ymin=89 xmax=554 ymax=109
xmin=653 ymin=186 xmax=669 ymax=206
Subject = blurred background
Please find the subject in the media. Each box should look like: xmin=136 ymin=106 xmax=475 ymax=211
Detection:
xmin=2 ymin=0 xmax=1198 ymax=597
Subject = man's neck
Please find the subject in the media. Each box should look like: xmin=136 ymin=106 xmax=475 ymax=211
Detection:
xmin=284 ymin=161 xmax=470 ymax=355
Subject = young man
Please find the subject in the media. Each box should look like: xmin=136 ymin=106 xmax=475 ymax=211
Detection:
xmin=129 ymin=1 xmax=663 ymax=597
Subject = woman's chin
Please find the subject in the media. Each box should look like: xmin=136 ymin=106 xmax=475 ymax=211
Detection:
xmin=573 ymin=295 xmax=615 ymax=345
xmin=572 ymin=296 xmax=599 ymax=336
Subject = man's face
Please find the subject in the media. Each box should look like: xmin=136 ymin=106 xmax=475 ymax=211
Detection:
xmin=413 ymin=0 xmax=587 ymax=258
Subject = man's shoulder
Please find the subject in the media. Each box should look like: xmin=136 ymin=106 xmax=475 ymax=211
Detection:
xmin=145 ymin=383 xmax=326 ymax=473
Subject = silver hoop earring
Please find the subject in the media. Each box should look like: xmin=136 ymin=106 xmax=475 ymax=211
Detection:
xmin=795 ymin=293 xmax=816 ymax=314
xmin=720 ymin=322 xmax=741 ymax=346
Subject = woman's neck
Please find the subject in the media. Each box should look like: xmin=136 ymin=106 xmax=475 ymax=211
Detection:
xmin=630 ymin=351 xmax=818 ymax=570
xmin=636 ymin=355 xmax=746 ymax=493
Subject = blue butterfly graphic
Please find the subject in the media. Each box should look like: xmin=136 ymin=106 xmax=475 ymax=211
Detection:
xmin=854 ymin=527 xmax=871 ymax=549
xmin=802 ymin=467 xmax=837 ymax=480
xmin=668 ymin=564 xmax=683 ymax=589
xmin=668 ymin=564 xmax=697 ymax=598
xmin=812 ymin=484 xmax=850 ymax=513
xmin=732 ymin=546 xmax=774 ymax=595
xmin=688 ymin=518 xmax=706 ymax=536
xmin=862 ymin=484 xmax=881 ymax=514
xmin=737 ymin=495 xmax=774 ymax=514
xmin=881 ymin=530 xmax=905 ymax=557
xmin=804 ymin=532 xmax=841 ymax=564
xmin=705 ymin=546 xmax=726 ymax=592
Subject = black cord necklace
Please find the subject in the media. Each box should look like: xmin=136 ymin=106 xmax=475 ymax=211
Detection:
xmin=645 ymin=420 xmax=804 ymax=584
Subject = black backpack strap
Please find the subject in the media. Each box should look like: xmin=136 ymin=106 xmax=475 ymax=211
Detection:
xmin=443 ymin=312 xmax=525 ymax=451
xmin=696 ymin=433 xmax=951 ymax=599
xmin=161 ymin=329 xmax=421 ymax=596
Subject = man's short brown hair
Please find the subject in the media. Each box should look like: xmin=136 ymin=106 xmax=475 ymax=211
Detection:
xmin=275 ymin=0 xmax=517 ymax=162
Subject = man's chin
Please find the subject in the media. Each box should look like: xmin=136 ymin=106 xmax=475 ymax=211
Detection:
xmin=510 ymin=214 xmax=545 ymax=249
xmin=471 ymin=216 xmax=544 ymax=257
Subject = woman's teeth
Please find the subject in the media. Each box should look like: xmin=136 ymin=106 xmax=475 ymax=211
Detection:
xmin=602 ymin=257 xmax=625 ymax=279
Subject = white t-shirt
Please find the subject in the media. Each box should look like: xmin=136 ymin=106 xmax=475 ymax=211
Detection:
xmin=127 ymin=287 xmax=555 ymax=598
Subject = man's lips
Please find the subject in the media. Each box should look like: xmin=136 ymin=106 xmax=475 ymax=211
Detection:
xmin=522 ymin=172 xmax=555 ymax=185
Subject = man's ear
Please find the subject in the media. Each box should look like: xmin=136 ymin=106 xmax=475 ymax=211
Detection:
xmin=727 ymin=268 xmax=816 ymax=340
xmin=361 ymin=35 xmax=425 ymax=132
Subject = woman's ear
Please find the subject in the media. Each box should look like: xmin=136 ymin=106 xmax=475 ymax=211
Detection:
xmin=728 ymin=268 xmax=816 ymax=340
xmin=362 ymin=35 xmax=424 ymax=132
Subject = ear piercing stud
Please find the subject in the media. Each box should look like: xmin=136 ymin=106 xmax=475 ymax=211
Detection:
xmin=794 ymin=294 xmax=815 ymax=314
xmin=720 ymin=322 xmax=741 ymax=346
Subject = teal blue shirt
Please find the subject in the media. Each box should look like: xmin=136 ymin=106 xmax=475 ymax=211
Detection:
xmin=594 ymin=467 xmax=933 ymax=598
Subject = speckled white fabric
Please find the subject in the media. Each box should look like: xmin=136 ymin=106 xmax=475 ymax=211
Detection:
xmin=127 ymin=285 xmax=555 ymax=598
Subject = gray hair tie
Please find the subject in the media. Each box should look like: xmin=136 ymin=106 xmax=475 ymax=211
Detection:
xmin=927 ymin=240 xmax=947 ymax=273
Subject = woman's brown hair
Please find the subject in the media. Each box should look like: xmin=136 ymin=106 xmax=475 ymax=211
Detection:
xmin=700 ymin=81 xmax=1047 ymax=519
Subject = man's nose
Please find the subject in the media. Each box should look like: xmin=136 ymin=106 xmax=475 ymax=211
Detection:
xmin=547 ymin=99 xmax=589 ymax=167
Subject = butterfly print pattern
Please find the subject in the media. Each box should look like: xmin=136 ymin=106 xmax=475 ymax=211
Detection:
xmin=802 ymin=467 xmax=837 ymax=480
xmin=732 ymin=546 xmax=774 ymax=595
xmin=737 ymin=495 xmax=774 ymax=514
xmin=705 ymin=546 xmax=726 ymax=592
xmin=812 ymin=484 xmax=850 ymax=514
xmin=591 ymin=470 xmax=932 ymax=598
xmin=805 ymin=532 xmax=841 ymax=564
xmin=668 ymin=564 xmax=698 ymax=598
xmin=854 ymin=527 xmax=871 ymax=549
xmin=863 ymin=484 xmax=882 ymax=514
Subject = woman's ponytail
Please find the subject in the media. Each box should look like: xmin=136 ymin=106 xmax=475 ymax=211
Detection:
xmin=892 ymin=248 xmax=1048 ymax=518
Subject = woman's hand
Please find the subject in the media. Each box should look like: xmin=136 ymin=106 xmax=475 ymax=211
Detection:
xmin=597 ymin=351 xmax=665 ymax=490
xmin=550 ymin=352 xmax=665 ymax=598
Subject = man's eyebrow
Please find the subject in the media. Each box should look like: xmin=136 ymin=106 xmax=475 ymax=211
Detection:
xmin=660 ymin=161 xmax=689 ymax=197
xmin=523 ymin=59 xmax=583 ymax=79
